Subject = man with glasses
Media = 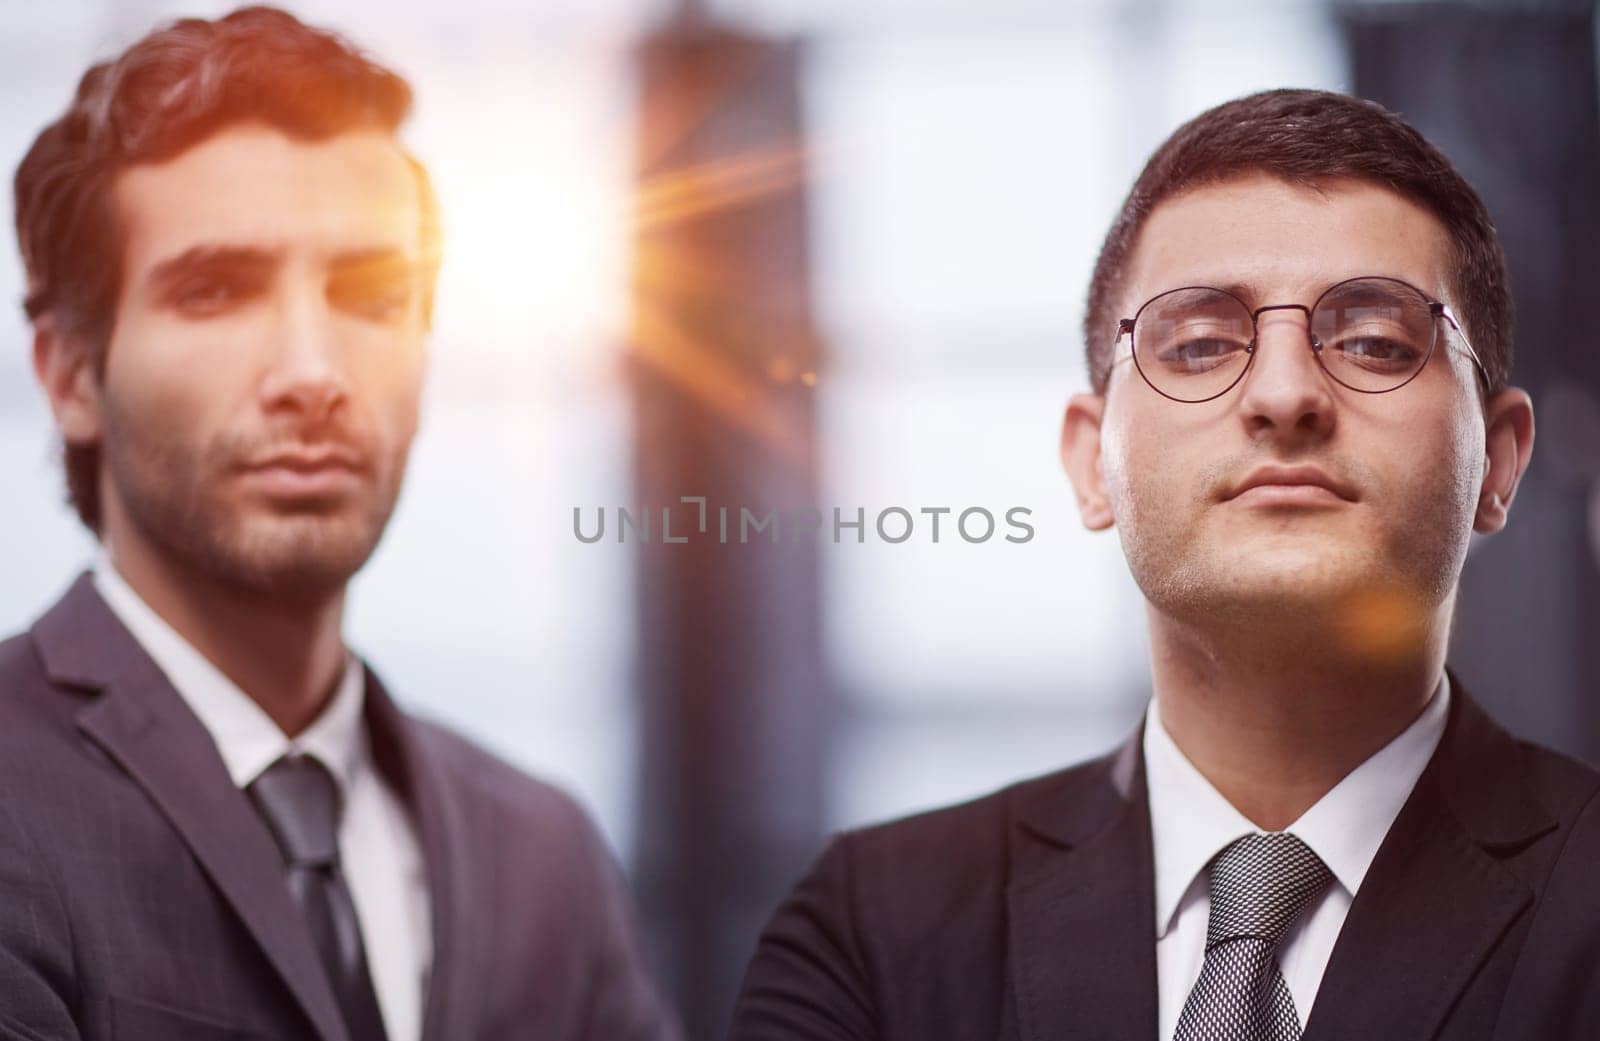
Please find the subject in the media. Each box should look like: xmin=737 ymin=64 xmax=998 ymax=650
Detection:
xmin=729 ymin=89 xmax=1599 ymax=1039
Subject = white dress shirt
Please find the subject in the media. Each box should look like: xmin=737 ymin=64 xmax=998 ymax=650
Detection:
xmin=1145 ymin=675 xmax=1450 ymax=1039
xmin=93 ymin=556 xmax=432 ymax=1041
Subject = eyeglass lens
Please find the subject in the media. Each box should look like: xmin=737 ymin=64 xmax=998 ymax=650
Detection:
xmin=1131 ymin=277 xmax=1438 ymax=402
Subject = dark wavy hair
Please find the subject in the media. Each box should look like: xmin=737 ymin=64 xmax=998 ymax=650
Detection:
xmin=1083 ymin=88 xmax=1512 ymax=398
xmin=14 ymin=5 xmax=441 ymax=533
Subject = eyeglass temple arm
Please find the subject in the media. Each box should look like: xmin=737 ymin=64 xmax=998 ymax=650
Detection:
xmin=1102 ymin=318 xmax=1137 ymax=367
xmin=1432 ymin=302 xmax=1490 ymax=388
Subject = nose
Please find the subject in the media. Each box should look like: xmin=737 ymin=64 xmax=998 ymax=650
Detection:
xmin=259 ymin=279 xmax=349 ymax=426
xmin=1235 ymin=305 xmax=1337 ymax=444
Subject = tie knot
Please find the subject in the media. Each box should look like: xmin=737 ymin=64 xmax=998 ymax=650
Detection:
xmin=1205 ymin=832 xmax=1332 ymax=952
xmin=248 ymin=754 xmax=342 ymax=868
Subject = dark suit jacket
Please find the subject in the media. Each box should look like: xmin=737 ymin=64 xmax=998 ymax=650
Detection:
xmin=0 ymin=575 xmax=681 ymax=1041
xmin=729 ymin=676 xmax=1600 ymax=1041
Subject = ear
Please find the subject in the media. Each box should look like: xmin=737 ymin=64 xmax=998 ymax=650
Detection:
xmin=32 ymin=315 xmax=103 ymax=447
xmin=1473 ymin=386 xmax=1534 ymax=535
xmin=1060 ymin=392 xmax=1115 ymax=531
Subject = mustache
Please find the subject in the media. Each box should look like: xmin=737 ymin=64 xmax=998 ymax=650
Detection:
xmin=217 ymin=419 xmax=376 ymax=472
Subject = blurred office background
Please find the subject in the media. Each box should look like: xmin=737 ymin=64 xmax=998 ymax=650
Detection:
xmin=0 ymin=0 xmax=1595 ymax=1036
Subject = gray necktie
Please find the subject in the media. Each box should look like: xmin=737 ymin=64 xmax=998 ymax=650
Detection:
xmin=1173 ymin=832 xmax=1333 ymax=1041
xmin=249 ymin=754 xmax=389 ymax=1041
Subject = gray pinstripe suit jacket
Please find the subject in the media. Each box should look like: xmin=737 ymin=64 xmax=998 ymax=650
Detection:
xmin=0 ymin=574 xmax=681 ymax=1041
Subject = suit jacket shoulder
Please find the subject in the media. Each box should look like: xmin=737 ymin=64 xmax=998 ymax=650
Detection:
xmin=1491 ymin=741 xmax=1600 ymax=1039
xmin=384 ymin=705 xmax=652 ymax=963
xmin=822 ymin=743 xmax=1130 ymax=940
xmin=402 ymin=709 xmax=600 ymax=846
xmin=729 ymin=741 xmax=1139 ymax=1041
xmin=1501 ymin=730 xmax=1598 ymax=828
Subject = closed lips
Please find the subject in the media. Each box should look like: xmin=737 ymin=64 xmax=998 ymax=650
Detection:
xmin=248 ymin=449 xmax=363 ymax=472
xmin=1227 ymin=466 xmax=1355 ymax=501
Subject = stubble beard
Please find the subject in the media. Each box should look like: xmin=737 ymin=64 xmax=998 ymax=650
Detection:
xmin=100 ymin=404 xmax=408 ymax=605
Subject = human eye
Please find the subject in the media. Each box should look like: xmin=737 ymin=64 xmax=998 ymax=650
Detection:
xmin=329 ymin=265 xmax=418 ymax=325
xmin=1156 ymin=337 xmax=1246 ymax=374
xmin=166 ymin=274 xmax=255 ymax=317
xmin=1330 ymin=335 xmax=1423 ymax=372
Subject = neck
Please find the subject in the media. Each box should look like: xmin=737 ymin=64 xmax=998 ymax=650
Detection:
xmin=103 ymin=530 xmax=348 ymax=738
xmin=1148 ymin=599 xmax=1447 ymax=831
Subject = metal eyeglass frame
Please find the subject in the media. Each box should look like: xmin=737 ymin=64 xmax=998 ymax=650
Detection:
xmin=1114 ymin=275 xmax=1490 ymax=404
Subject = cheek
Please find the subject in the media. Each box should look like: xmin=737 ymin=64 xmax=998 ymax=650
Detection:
xmin=1098 ymin=398 xmax=1137 ymax=517
xmin=348 ymin=344 xmax=425 ymax=444
xmin=1426 ymin=409 xmax=1487 ymax=526
xmin=1349 ymin=402 xmax=1484 ymax=593
xmin=1100 ymin=393 xmax=1208 ymax=523
xmin=1382 ymin=395 xmax=1483 ymax=498
xmin=101 ymin=325 xmax=242 ymax=449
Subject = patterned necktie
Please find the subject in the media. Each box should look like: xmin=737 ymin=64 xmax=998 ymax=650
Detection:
xmin=1173 ymin=832 xmax=1333 ymax=1041
xmin=249 ymin=754 xmax=390 ymax=1041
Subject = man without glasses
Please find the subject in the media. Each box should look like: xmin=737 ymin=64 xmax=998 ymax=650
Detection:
xmin=0 ymin=8 xmax=677 ymax=1041
xmin=729 ymin=89 xmax=1600 ymax=1040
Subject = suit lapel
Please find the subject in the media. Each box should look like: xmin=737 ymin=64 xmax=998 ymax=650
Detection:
xmin=363 ymin=671 xmax=478 ymax=1041
xmin=33 ymin=575 xmax=351 ymax=1041
xmin=1008 ymin=729 xmax=1158 ymax=1041
xmin=1302 ymin=682 xmax=1555 ymax=1041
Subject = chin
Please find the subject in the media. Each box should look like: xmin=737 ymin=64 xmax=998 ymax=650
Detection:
xmin=233 ymin=512 xmax=388 ymax=593
xmin=159 ymin=502 xmax=392 ymax=602
xmin=1172 ymin=554 xmax=1438 ymax=661
xmin=1148 ymin=545 xmax=1371 ymax=627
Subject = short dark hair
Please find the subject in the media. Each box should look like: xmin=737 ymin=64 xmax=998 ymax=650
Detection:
xmin=1083 ymin=88 xmax=1512 ymax=398
xmin=13 ymin=5 xmax=441 ymax=533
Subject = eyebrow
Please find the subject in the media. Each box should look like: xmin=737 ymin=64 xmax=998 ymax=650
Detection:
xmin=1216 ymin=280 xmax=1259 ymax=304
xmin=145 ymin=245 xmax=280 ymax=292
xmin=1192 ymin=275 xmax=1435 ymax=308
xmin=144 ymin=244 xmax=420 ymax=290
xmin=327 ymin=247 xmax=422 ymax=278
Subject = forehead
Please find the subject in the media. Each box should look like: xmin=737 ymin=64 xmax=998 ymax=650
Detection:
xmin=1123 ymin=173 xmax=1455 ymax=308
xmin=114 ymin=123 xmax=422 ymax=272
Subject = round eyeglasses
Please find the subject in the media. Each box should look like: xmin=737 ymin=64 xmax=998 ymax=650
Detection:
xmin=1114 ymin=276 xmax=1489 ymax=403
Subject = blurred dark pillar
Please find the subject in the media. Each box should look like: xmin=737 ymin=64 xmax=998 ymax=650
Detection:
xmin=1344 ymin=2 xmax=1600 ymax=763
xmin=628 ymin=11 xmax=827 ymax=1039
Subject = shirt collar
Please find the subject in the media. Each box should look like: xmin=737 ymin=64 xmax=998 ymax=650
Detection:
xmin=1143 ymin=673 xmax=1450 ymax=939
xmin=295 ymin=656 xmax=368 ymax=793
xmin=1289 ymin=674 xmax=1450 ymax=896
xmin=92 ymin=551 xmax=366 ymax=793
